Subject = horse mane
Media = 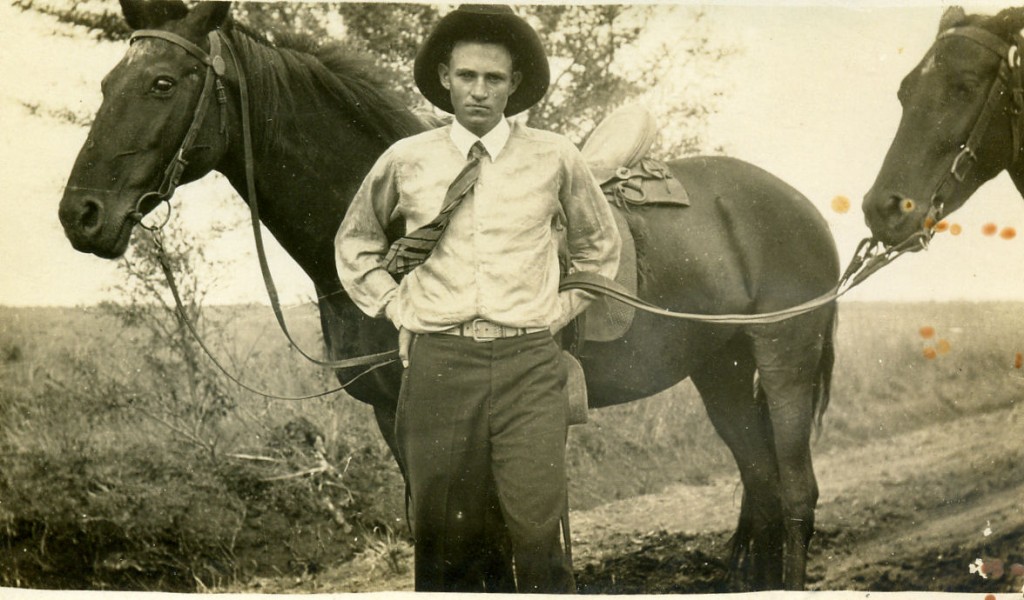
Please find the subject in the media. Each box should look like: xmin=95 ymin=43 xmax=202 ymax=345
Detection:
xmin=981 ymin=8 xmax=1024 ymax=40
xmin=221 ymin=21 xmax=427 ymax=153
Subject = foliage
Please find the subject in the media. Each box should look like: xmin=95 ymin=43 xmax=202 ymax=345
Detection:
xmin=18 ymin=1 xmax=736 ymax=156
xmin=12 ymin=0 xmax=130 ymax=41
xmin=0 ymin=220 xmax=404 ymax=590
xmin=527 ymin=5 xmax=736 ymax=156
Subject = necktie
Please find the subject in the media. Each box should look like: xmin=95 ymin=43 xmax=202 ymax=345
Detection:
xmin=384 ymin=141 xmax=488 ymax=275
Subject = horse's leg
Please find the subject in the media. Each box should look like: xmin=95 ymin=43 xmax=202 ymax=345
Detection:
xmin=747 ymin=312 xmax=830 ymax=590
xmin=690 ymin=333 xmax=784 ymax=590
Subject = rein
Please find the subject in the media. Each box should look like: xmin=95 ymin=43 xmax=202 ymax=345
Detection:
xmin=149 ymin=231 xmax=393 ymax=399
xmin=919 ymin=26 xmax=1024 ymax=237
xmin=129 ymin=28 xmax=397 ymax=400
xmin=561 ymin=231 xmax=922 ymax=326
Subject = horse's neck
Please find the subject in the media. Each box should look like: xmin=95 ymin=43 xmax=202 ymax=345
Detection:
xmin=218 ymin=106 xmax=389 ymax=296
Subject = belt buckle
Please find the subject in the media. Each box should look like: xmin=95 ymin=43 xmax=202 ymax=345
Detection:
xmin=470 ymin=318 xmax=495 ymax=342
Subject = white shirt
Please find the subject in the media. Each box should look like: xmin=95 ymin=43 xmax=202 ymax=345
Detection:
xmin=336 ymin=118 xmax=620 ymax=333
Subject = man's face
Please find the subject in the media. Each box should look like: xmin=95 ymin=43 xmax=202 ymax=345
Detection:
xmin=439 ymin=41 xmax=522 ymax=137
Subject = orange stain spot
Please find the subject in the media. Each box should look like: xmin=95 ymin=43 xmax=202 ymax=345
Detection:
xmin=924 ymin=216 xmax=935 ymax=229
xmin=830 ymin=195 xmax=851 ymax=214
xmin=982 ymin=223 xmax=998 ymax=236
xmin=936 ymin=339 xmax=951 ymax=354
xmin=983 ymin=558 xmax=1005 ymax=579
xmin=1015 ymin=352 xmax=1023 ymax=369
xmin=919 ymin=326 xmax=935 ymax=339
xmin=985 ymin=595 xmax=996 ymax=600
xmin=934 ymin=220 xmax=949 ymax=232
xmin=1000 ymin=227 xmax=1016 ymax=240
xmin=1010 ymin=562 xmax=1024 ymax=576
xmin=950 ymin=223 xmax=962 ymax=235
xmin=923 ymin=347 xmax=937 ymax=360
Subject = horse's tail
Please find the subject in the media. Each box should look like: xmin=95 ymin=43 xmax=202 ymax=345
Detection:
xmin=812 ymin=304 xmax=838 ymax=431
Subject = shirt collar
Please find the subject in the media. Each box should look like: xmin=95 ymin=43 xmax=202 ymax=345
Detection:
xmin=449 ymin=118 xmax=511 ymax=161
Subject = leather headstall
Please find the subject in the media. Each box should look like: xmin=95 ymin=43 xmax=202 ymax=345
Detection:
xmin=127 ymin=29 xmax=229 ymax=229
xmin=925 ymin=26 xmax=1024 ymax=230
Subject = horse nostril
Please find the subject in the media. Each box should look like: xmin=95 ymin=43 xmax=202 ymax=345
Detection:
xmin=80 ymin=199 xmax=100 ymax=230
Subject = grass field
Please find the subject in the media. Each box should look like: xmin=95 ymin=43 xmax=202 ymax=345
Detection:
xmin=1 ymin=301 xmax=1022 ymax=590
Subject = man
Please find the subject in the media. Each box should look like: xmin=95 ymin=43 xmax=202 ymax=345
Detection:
xmin=335 ymin=4 xmax=620 ymax=592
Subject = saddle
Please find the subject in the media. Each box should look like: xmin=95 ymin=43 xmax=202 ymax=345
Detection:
xmin=575 ymin=104 xmax=689 ymax=343
xmin=559 ymin=105 xmax=690 ymax=424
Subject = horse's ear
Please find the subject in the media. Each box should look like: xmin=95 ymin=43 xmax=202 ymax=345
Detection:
xmin=938 ymin=6 xmax=968 ymax=33
xmin=119 ymin=0 xmax=189 ymax=30
xmin=184 ymin=1 xmax=232 ymax=35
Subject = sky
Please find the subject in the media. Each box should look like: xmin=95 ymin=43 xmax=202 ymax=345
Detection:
xmin=2 ymin=1 xmax=1024 ymax=307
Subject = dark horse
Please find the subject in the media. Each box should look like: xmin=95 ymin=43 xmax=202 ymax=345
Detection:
xmin=864 ymin=6 xmax=1024 ymax=245
xmin=58 ymin=1 xmax=838 ymax=590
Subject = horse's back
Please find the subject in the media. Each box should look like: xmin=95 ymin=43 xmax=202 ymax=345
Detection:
xmin=651 ymin=155 xmax=838 ymax=310
xmin=581 ymin=155 xmax=838 ymax=405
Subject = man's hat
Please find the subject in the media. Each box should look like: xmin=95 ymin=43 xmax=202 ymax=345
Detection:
xmin=414 ymin=4 xmax=550 ymax=116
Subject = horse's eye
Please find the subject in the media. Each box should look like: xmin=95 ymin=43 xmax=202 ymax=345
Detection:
xmin=151 ymin=77 xmax=176 ymax=94
xmin=951 ymin=81 xmax=975 ymax=101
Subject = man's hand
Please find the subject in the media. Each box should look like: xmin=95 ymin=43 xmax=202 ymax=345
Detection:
xmin=398 ymin=327 xmax=413 ymax=368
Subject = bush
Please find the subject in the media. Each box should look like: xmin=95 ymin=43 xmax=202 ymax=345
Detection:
xmin=0 ymin=324 xmax=404 ymax=590
xmin=0 ymin=223 xmax=405 ymax=590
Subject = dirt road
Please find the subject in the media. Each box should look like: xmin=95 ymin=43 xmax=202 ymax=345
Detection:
xmin=572 ymin=398 xmax=1024 ymax=594
xmin=236 ymin=397 xmax=1023 ymax=595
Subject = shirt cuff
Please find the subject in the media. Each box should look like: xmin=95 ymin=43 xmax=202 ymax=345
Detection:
xmin=554 ymin=289 xmax=596 ymax=332
xmin=384 ymin=298 xmax=402 ymax=330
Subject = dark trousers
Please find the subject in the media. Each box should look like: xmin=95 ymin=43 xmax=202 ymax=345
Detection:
xmin=396 ymin=331 xmax=574 ymax=593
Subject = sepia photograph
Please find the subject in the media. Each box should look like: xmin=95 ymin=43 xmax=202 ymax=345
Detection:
xmin=1 ymin=0 xmax=1022 ymax=597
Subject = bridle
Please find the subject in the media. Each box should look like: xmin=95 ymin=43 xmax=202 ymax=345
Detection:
xmin=913 ymin=25 xmax=1024 ymax=246
xmin=827 ymin=27 xmax=1024 ymax=302
xmin=127 ymin=28 xmax=398 ymax=399
xmin=128 ymin=29 xmax=229 ymax=231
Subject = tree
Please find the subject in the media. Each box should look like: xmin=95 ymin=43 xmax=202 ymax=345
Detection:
xmin=19 ymin=1 xmax=737 ymax=156
xmin=526 ymin=4 xmax=735 ymax=156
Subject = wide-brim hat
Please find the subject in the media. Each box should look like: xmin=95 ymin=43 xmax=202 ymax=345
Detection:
xmin=414 ymin=4 xmax=550 ymax=116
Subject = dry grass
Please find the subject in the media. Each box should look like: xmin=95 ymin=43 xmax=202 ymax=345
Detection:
xmin=1 ymin=301 xmax=1022 ymax=590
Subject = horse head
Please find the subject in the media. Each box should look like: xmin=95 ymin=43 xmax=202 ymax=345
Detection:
xmin=59 ymin=0 xmax=233 ymax=258
xmin=863 ymin=7 xmax=1024 ymax=247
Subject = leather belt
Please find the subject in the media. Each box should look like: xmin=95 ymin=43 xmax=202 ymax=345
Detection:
xmin=439 ymin=318 xmax=548 ymax=342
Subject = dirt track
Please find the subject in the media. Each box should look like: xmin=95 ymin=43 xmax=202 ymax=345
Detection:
xmin=237 ymin=397 xmax=1024 ymax=594
xmin=572 ymin=398 xmax=1024 ymax=593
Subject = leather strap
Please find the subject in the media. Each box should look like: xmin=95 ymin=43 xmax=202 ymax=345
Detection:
xmin=131 ymin=29 xmax=214 ymax=66
xmin=930 ymin=26 xmax=1024 ymax=201
xmin=219 ymin=33 xmax=400 ymax=370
